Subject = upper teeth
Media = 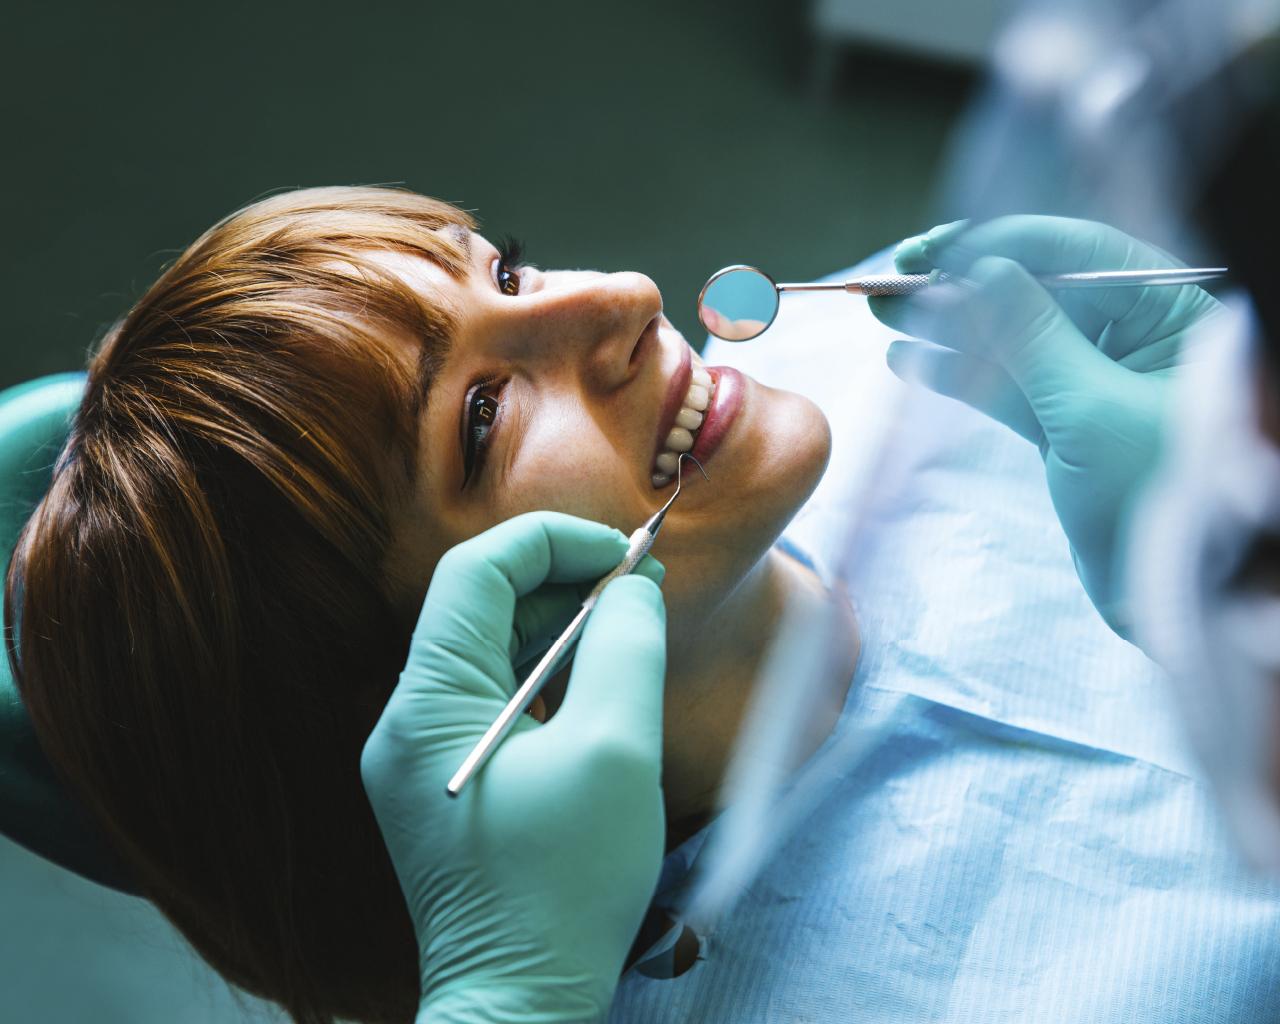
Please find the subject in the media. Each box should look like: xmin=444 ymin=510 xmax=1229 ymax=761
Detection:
xmin=652 ymin=364 xmax=715 ymax=486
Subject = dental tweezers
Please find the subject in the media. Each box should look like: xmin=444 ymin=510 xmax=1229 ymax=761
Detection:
xmin=446 ymin=452 xmax=708 ymax=797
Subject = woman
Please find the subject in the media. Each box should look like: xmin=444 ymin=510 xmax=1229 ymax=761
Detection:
xmin=6 ymin=186 xmax=858 ymax=1024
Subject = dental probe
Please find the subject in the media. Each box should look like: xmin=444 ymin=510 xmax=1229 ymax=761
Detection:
xmin=778 ymin=266 xmax=1229 ymax=296
xmin=446 ymin=453 xmax=709 ymax=798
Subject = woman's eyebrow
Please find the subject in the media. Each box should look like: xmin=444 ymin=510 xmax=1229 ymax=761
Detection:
xmin=446 ymin=224 xmax=473 ymax=264
xmin=412 ymin=227 xmax=473 ymax=411
xmin=412 ymin=310 xmax=456 ymax=415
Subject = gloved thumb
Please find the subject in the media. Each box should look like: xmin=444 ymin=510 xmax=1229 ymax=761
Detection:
xmin=553 ymin=574 xmax=667 ymax=765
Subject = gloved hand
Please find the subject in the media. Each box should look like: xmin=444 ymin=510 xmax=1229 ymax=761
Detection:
xmin=360 ymin=511 xmax=668 ymax=1024
xmin=868 ymin=215 xmax=1226 ymax=637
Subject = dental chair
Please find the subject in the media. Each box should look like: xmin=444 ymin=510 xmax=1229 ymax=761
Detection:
xmin=0 ymin=373 xmax=135 ymax=893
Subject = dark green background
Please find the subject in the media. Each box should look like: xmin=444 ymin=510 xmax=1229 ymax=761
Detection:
xmin=5 ymin=1 xmax=971 ymax=389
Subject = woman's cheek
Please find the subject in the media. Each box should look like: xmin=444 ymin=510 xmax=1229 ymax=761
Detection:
xmin=496 ymin=452 xmax=636 ymax=529
xmin=762 ymin=391 xmax=830 ymax=502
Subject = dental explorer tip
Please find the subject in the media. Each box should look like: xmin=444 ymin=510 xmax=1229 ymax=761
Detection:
xmin=651 ymin=454 xmax=709 ymax=529
xmin=676 ymin=452 xmax=709 ymax=491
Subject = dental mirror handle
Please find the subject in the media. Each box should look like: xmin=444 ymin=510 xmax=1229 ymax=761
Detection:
xmin=777 ymin=266 xmax=1229 ymax=297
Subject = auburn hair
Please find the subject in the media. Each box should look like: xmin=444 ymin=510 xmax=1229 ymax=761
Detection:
xmin=5 ymin=186 xmax=475 ymax=1024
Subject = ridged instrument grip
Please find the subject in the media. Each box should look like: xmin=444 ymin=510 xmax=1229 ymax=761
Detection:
xmin=846 ymin=274 xmax=934 ymax=296
xmin=586 ymin=527 xmax=653 ymax=604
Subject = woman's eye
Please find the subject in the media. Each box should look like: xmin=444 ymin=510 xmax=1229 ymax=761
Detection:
xmin=497 ymin=264 xmax=520 ymax=297
xmin=461 ymin=386 xmax=501 ymax=488
xmin=494 ymin=236 xmax=526 ymax=297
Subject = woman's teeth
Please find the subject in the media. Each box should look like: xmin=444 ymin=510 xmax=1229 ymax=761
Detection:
xmin=652 ymin=365 xmax=715 ymax=487
xmin=674 ymin=407 xmax=703 ymax=431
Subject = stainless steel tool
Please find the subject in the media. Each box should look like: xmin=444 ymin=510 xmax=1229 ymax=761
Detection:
xmin=446 ymin=453 xmax=708 ymax=797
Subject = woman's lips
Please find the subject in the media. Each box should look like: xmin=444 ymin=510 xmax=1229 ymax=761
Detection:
xmin=690 ymin=366 xmax=743 ymax=467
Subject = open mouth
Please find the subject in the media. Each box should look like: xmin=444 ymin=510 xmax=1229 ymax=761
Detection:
xmin=652 ymin=353 xmax=716 ymax=488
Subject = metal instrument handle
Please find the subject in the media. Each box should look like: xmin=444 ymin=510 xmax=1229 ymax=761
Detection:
xmin=444 ymin=526 xmax=654 ymax=797
xmin=830 ymin=266 xmax=1228 ymax=296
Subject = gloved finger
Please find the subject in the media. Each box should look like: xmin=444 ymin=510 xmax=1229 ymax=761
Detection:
xmin=919 ymin=214 xmax=1166 ymax=275
xmin=869 ymin=277 xmax=989 ymax=344
xmin=893 ymin=220 xmax=969 ymax=274
xmin=958 ymin=256 xmax=1117 ymax=382
xmin=893 ymin=236 xmax=931 ymax=275
xmin=551 ymin=574 xmax=667 ymax=767
xmin=916 ymin=214 xmax=1189 ymax=340
xmin=881 ymin=257 xmax=1130 ymax=445
xmin=866 ymin=292 xmax=922 ymax=336
xmin=405 ymin=512 xmax=632 ymax=693
xmin=886 ymin=340 xmax=1044 ymax=447
xmin=509 ymin=555 xmax=665 ymax=666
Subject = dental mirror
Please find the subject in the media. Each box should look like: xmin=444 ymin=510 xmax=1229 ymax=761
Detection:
xmin=696 ymin=263 xmax=932 ymax=343
xmin=698 ymin=263 xmax=1231 ymax=343
xmin=697 ymin=265 xmax=780 ymax=342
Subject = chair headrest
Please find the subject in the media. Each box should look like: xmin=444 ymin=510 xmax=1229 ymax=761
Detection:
xmin=0 ymin=373 xmax=135 ymax=893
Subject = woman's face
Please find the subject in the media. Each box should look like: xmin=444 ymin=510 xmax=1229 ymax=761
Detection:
xmin=380 ymin=232 xmax=831 ymax=648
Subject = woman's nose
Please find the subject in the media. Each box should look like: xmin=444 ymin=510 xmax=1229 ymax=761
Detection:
xmin=529 ymin=270 xmax=663 ymax=392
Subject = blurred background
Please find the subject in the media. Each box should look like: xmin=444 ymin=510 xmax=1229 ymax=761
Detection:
xmin=3 ymin=0 xmax=985 ymax=386
xmin=2 ymin=0 xmax=985 ymax=1019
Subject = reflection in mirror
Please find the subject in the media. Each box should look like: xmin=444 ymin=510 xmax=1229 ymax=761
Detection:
xmin=698 ymin=266 xmax=779 ymax=342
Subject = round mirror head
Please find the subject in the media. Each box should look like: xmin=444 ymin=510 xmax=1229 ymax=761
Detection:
xmin=697 ymin=265 xmax=779 ymax=342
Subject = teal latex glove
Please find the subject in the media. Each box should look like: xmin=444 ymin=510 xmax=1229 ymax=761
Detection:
xmin=360 ymin=511 xmax=668 ymax=1024
xmin=868 ymin=215 xmax=1226 ymax=637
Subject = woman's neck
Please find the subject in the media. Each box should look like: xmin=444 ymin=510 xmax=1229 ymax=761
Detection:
xmin=660 ymin=546 xmax=860 ymax=832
